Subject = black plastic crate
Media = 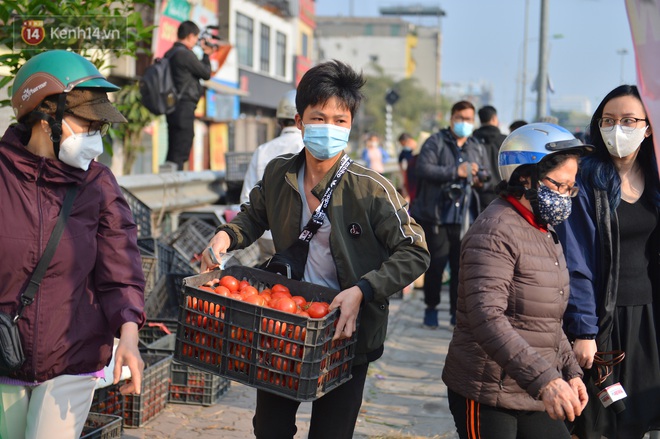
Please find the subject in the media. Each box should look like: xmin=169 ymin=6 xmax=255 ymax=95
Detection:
xmin=120 ymin=187 xmax=152 ymax=239
xmin=140 ymin=333 xmax=229 ymax=406
xmin=140 ymin=250 xmax=157 ymax=294
xmin=80 ymin=413 xmax=123 ymax=439
xmin=138 ymin=319 xmax=178 ymax=346
xmin=141 ymin=332 xmax=177 ymax=356
xmin=122 ymin=353 xmax=172 ymax=428
xmin=169 ymin=361 xmax=230 ymax=406
xmin=174 ymin=266 xmax=357 ymax=402
xmin=144 ymin=273 xmax=190 ymax=320
xmin=225 ymin=151 xmax=253 ymax=182
xmin=138 ymin=238 xmax=196 ymax=280
xmin=163 ymin=218 xmax=217 ymax=265
xmin=90 ymin=384 xmax=124 ymax=417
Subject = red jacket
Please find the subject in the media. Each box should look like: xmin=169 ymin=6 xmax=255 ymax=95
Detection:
xmin=0 ymin=125 xmax=145 ymax=382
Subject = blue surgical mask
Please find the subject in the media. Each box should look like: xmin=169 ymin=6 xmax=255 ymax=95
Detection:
xmin=537 ymin=182 xmax=572 ymax=226
xmin=302 ymin=123 xmax=351 ymax=160
xmin=453 ymin=121 xmax=474 ymax=138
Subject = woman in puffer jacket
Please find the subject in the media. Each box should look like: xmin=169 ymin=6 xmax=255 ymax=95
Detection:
xmin=442 ymin=123 xmax=591 ymax=439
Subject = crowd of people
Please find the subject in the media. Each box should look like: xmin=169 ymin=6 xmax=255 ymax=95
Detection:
xmin=221 ymin=65 xmax=659 ymax=436
xmin=0 ymin=19 xmax=657 ymax=439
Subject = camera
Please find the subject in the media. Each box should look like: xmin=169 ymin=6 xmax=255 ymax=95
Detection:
xmin=198 ymin=25 xmax=223 ymax=50
xmin=446 ymin=183 xmax=465 ymax=201
xmin=476 ymin=167 xmax=491 ymax=183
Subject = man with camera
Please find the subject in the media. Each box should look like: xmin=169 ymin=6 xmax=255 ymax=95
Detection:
xmin=410 ymin=100 xmax=493 ymax=329
xmin=164 ymin=20 xmax=215 ymax=170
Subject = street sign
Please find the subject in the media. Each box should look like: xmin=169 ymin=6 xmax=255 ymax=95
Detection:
xmin=385 ymin=89 xmax=400 ymax=105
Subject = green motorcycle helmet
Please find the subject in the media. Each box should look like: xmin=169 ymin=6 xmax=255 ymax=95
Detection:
xmin=11 ymin=50 xmax=120 ymax=121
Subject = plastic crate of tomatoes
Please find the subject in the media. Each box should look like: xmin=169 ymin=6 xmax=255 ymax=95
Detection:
xmin=80 ymin=413 xmax=123 ymax=439
xmin=169 ymin=360 xmax=231 ymax=406
xmin=122 ymin=353 xmax=172 ymax=428
xmin=174 ymin=266 xmax=357 ymax=402
xmin=141 ymin=332 xmax=231 ymax=406
xmin=90 ymin=385 xmax=125 ymax=418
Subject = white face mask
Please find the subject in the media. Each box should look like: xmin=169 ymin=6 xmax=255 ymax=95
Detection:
xmin=600 ymin=124 xmax=647 ymax=158
xmin=59 ymin=120 xmax=104 ymax=171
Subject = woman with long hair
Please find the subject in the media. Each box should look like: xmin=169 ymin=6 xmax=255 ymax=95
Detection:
xmin=556 ymin=84 xmax=660 ymax=438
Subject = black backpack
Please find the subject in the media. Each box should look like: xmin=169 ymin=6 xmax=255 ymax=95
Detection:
xmin=139 ymin=47 xmax=183 ymax=116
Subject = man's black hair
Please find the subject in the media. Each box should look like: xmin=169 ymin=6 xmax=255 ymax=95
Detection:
xmin=509 ymin=120 xmax=528 ymax=132
xmin=450 ymin=100 xmax=475 ymax=115
xmin=398 ymin=132 xmax=413 ymax=143
xmin=478 ymin=105 xmax=497 ymax=124
xmin=178 ymin=21 xmax=200 ymax=40
xmin=296 ymin=60 xmax=365 ymax=119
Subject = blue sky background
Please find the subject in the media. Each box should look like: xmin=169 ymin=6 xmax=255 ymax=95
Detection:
xmin=315 ymin=0 xmax=638 ymax=127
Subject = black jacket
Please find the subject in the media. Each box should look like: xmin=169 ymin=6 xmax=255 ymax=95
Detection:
xmin=410 ymin=128 xmax=492 ymax=226
xmin=473 ymin=125 xmax=507 ymax=209
xmin=165 ymin=42 xmax=212 ymax=103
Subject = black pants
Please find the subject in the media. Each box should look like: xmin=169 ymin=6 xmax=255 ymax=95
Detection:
xmin=166 ymin=100 xmax=197 ymax=170
xmin=448 ymin=388 xmax=571 ymax=439
xmin=421 ymin=223 xmax=461 ymax=315
xmin=252 ymin=362 xmax=369 ymax=439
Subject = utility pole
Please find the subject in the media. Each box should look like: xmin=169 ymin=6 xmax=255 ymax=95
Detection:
xmin=521 ymin=0 xmax=530 ymax=120
xmin=535 ymin=0 xmax=549 ymax=121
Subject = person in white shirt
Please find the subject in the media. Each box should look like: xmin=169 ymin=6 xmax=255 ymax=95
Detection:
xmin=239 ymin=90 xmax=305 ymax=263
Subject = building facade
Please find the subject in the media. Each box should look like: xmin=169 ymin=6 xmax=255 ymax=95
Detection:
xmin=315 ymin=16 xmax=441 ymax=100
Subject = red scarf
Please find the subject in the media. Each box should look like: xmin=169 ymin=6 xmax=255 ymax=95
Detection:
xmin=504 ymin=195 xmax=548 ymax=233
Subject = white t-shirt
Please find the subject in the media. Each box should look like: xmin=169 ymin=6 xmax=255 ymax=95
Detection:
xmin=240 ymin=126 xmax=305 ymax=239
xmin=297 ymin=165 xmax=340 ymax=291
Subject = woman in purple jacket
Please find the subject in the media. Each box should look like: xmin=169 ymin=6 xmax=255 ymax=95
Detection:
xmin=0 ymin=51 xmax=146 ymax=439
xmin=555 ymin=85 xmax=660 ymax=439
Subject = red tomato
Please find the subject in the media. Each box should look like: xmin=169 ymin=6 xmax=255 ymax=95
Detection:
xmin=291 ymin=296 xmax=307 ymax=309
xmin=244 ymin=294 xmax=267 ymax=307
xmin=270 ymin=292 xmax=291 ymax=302
xmin=271 ymin=284 xmax=290 ymax=296
xmin=241 ymin=286 xmax=259 ymax=297
xmin=220 ymin=275 xmax=240 ymax=292
xmin=214 ymin=285 xmax=231 ymax=296
xmin=238 ymin=279 xmax=250 ymax=291
xmin=272 ymin=297 xmax=297 ymax=314
xmin=296 ymin=310 xmax=310 ymax=318
xmin=307 ymin=302 xmax=330 ymax=319
xmin=198 ymin=285 xmax=214 ymax=293
xmin=259 ymin=292 xmax=272 ymax=303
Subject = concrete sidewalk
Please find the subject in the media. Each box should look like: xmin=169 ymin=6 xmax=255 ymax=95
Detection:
xmin=122 ymin=288 xmax=459 ymax=439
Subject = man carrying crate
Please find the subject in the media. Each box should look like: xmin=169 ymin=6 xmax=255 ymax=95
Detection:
xmin=201 ymin=60 xmax=430 ymax=438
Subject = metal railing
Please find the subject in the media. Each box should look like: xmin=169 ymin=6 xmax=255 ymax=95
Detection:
xmin=116 ymin=161 xmax=404 ymax=228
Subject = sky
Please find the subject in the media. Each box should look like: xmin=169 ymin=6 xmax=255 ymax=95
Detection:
xmin=314 ymin=0 xmax=639 ymax=129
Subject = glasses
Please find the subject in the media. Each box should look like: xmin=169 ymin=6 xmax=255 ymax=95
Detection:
xmin=597 ymin=117 xmax=647 ymax=133
xmin=542 ymin=176 xmax=579 ymax=197
xmin=87 ymin=120 xmax=110 ymax=136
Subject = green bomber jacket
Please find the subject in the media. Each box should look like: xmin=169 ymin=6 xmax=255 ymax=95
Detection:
xmin=218 ymin=151 xmax=430 ymax=365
